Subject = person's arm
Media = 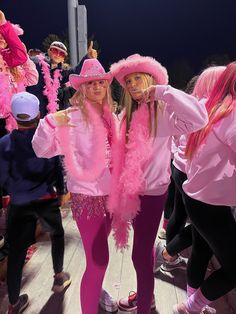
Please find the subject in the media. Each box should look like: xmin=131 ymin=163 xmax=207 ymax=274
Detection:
xmin=0 ymin=11 xmax=27 ymax=67
xmin=142 ymin=85 xmax=209 ymax=136
xmin=21 ymin=56 xmax=39 ymax=86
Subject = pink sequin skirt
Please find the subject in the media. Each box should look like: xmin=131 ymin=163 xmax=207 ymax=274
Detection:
xmin=71 ymin=193 xmax=108 ymax=219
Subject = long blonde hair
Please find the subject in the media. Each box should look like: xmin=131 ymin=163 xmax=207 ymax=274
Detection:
xmin=69 ymin=81 xmax=113 ymax=123
xmin=120 ymin=73 xmax=159 ymax=138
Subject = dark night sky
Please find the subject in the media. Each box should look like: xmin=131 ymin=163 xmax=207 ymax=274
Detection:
xmin=1 ymin=0 xmax=236 ymax=85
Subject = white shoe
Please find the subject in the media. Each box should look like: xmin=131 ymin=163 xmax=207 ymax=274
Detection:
xmin=99 ymin=289 xmax=118 ymax=313
xmin=158 ymin=228 xmax=167 ymax=240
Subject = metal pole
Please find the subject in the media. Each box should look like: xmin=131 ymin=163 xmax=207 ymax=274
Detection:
xmin=67 ymin=0 xmax=78 ymax=66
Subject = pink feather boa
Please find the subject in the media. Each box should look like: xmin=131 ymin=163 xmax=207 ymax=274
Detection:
xmin=0 ymin=57 xmax=17 ymax=131
xmin=107 ymin=104 xmax=153 ymax=249
xmin=38 ymin=54 xmax=61 ymax=113
xmin=57 ymin=102 xmax=113 ymax=182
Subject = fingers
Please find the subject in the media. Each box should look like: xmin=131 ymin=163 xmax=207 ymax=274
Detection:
xmin=88 ymin=40 xmax=93 ymax=51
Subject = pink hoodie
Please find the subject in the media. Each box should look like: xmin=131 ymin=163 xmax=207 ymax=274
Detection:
xmin=140 ymin=85 xmax=208 ymax=195
xmin=0 ymin=21 xmax=27 ymax=67
xmin=183 ymin=108 xmax=236 ymax=206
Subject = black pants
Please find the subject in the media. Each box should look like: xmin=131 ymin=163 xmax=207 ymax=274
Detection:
xmin=7 ymin=198 xmax=65 ymax=304
xmin=166 ymin=166 xmax=192 ymax=256
xmin=184 ymin=194 xmax=236 ymax=300
xmin=163 ymin=161 xmax=175 ymax=221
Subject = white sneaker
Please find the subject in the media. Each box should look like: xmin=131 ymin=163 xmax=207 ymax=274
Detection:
xmin=158 ymin=228 xmax=167 ymax=240
xmin=99 ymin=289 xmax=118 ymax=313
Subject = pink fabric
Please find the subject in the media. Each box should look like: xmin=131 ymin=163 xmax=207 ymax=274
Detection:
xmin=187 ymin=285 xmax=197 ymax=298
xmin=185 ymin=288 xmax=211 ymax=313
xmin=74 ymin=205 xmax=112 ymax=314
xmin=0 ymin=21 xmax=27 ymax=67
xmin=183 ymin=108 xmax=236 ymax=206
xmin=32 ymin=108 xmax=113 ymax=196
xmin=38 ymin=54 xmax=61 ymax=113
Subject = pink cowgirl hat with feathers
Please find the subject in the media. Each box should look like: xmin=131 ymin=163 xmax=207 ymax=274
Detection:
xmin=110 ymin=54 xmax=168 ymax=87
xmin=69 ymin=59 xmax=113 ymax=90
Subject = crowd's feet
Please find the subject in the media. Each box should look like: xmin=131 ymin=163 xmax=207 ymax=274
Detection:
xmin=51 ymin=271 xmax=71 ymax=293
xmin=118 ymin=291 xmax=156 ymax=312
xmin=99 ymin=289 xmax=118 ymax=313
xmin=7 ymin=294 xmax=29 ymax=314
xmin=173 ymin=303 xmax=216 ymax=314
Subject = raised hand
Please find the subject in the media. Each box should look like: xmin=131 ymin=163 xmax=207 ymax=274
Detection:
xmin=52 ymin=107 xmax=79 ymax=127
xmin=87 ymin=41 xmax=98 ymax=59
xmin=0 ymin=11 xmax=6 ymax=25
xmin=138 ymin=85 xmax=156 ymax=103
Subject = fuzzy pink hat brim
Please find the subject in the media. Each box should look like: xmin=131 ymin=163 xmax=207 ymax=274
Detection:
xmin=69 ymin=72 xmax=113 ymax=90
xmin=110 ymin=54 xmax=168 ymax=87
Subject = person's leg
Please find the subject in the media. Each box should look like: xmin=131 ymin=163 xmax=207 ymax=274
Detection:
xmin=75 ymin=208 xmax=112 ymax=314
xmin=132 ymin=194 xmax=166 ymax=314
xmin=7 ymin=203 xmax=36 ymax=305
xmin=166 ymin=166 xmax=188 ymax=244
xmin=177 ymin=196 xmax=236 ymax=313
xmin=37 ymin=199 xmax=65 ymax=274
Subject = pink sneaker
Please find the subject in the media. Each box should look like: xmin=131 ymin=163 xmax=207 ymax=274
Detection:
xmin=118 ymin=291 xmax=156 ymax=312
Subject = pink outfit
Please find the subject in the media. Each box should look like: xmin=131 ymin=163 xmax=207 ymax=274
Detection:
xmin=0 ymin=21 xmax=38 ymax=131
xmin=183 ymin=108 xmax=236 ymax=206
xmin=139 ymin=85 xmax=208 ymax=195
xmin=0 ymin=21 xmax=27 ymax=67
xmin=32 ymin=104 xmax=114 ymax=314
xmin=32 ymin=108 xmax=112 ymax=196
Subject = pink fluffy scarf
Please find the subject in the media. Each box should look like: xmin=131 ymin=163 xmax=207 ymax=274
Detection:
xmin=0 ymin=56 xmax=17 ymax=131
xmin=57 ymin=101 xmax=113 ymax=182
xmin=38 ymin=54 xmax=61 ymax=113
xmin=107 ymin=103 xmax=153 ymax=249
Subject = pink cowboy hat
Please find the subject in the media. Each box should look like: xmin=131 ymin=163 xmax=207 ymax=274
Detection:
xmin=69 ymin=59 xmax=113 ymax=90
xmin=110 ymin=54 xmax=168 ymax=87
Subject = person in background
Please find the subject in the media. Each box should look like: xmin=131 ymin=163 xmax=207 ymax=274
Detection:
xmin=0 ymin=92 xmax=71 ymax=314
xmin=173 ymin=62 xmax=236 ymax=313
xmin=27 ymin=40 xmax=97 ymax=117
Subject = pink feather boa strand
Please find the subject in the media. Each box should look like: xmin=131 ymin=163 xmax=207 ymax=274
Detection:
xmin=38 ymin=54 xmax=61 ymax=113
xmin=107 ymin=104 xmax=153 ymax=249
xmin=57 ymin=102 xmax=113 ymax=182
xmin=0 ymin=71 xmax=17 ymax=131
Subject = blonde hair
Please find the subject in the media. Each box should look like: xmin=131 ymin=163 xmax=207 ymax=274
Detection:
xmin=120 ymin=73 xmax=159 ymax=138
xmin=69 ymin=81 xmax=113 ymax=123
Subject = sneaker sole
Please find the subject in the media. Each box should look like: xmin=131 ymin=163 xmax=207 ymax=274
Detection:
xmin=118 ymin=303 xmax=156 ymax=312
xmin=52 ymin=279 xmax=72 ymax=293
xmin=99 ymin=303 xmax=118 ymax=313
xmin=160 ymin=264 xmax=187 ymax=272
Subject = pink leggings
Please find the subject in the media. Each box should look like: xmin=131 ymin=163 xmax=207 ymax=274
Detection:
xmin=132 ymin=194 xmax=166 ymax=314
xmin=75 ymin=210 xmax=112 ymax=314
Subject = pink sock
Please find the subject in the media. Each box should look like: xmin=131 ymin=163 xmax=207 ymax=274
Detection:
xmin=162 ymin=218 xmax=169 ymax=230
xmin=184 ymin=288 xmax=211 ymax=313
xmin=187 ymin=284 xmax=197 ymax=298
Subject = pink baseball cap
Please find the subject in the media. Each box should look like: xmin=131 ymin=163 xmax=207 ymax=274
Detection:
xmin=11 ymin=92 xmax=39 ymax=121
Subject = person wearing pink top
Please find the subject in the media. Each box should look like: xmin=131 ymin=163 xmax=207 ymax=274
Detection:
xmin=173 ymin=62 xmax=236 ymax=314
xmin=108 ymin=54 xmax=208 ymax=314
xmin=0 ymin=10 xmax=38 ymax=132
xmin=32 ymin=58 xmax=119 ymax=314
xmin=159 ymin=66 xmax=226 ymax=275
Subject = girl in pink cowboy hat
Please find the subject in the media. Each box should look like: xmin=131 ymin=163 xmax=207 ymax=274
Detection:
xmin=108 ymin=54 xmax=209 ymax=314
xmin=32 ymin=58 xmax=119 ymax=314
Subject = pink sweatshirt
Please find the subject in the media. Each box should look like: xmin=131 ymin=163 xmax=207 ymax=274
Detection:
xmin=32 ymin=109 xmax=112 ymax=196
xmin=172 ymin=99 xmax=207 ymax=174
xmin=0 ymin=21 xmax=27 ymax=67
xmin=141 ymin=85 xmax=208 ymax=195
xmin=183 ymin=108 xmax=236 ymax=206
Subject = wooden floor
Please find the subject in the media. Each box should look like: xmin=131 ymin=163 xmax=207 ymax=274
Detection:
xmin=0 ymin=208 xmax=234 ymax=314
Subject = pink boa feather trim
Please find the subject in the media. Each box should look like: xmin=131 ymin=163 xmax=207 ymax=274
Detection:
xmin=107 ymin=104 xmax=153 ymax=249
xmin=38 ymin=54 xmax=61 ymax=113
xmin=57 ymin=102 xmax=112 ymax=182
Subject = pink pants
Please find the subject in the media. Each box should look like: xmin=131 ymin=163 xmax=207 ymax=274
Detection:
xmin=75 ymin=209 xmax=112 ymax=314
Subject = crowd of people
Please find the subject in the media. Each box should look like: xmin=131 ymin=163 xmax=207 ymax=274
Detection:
xmin=0 ymin=9 xmax=236 ymax=314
